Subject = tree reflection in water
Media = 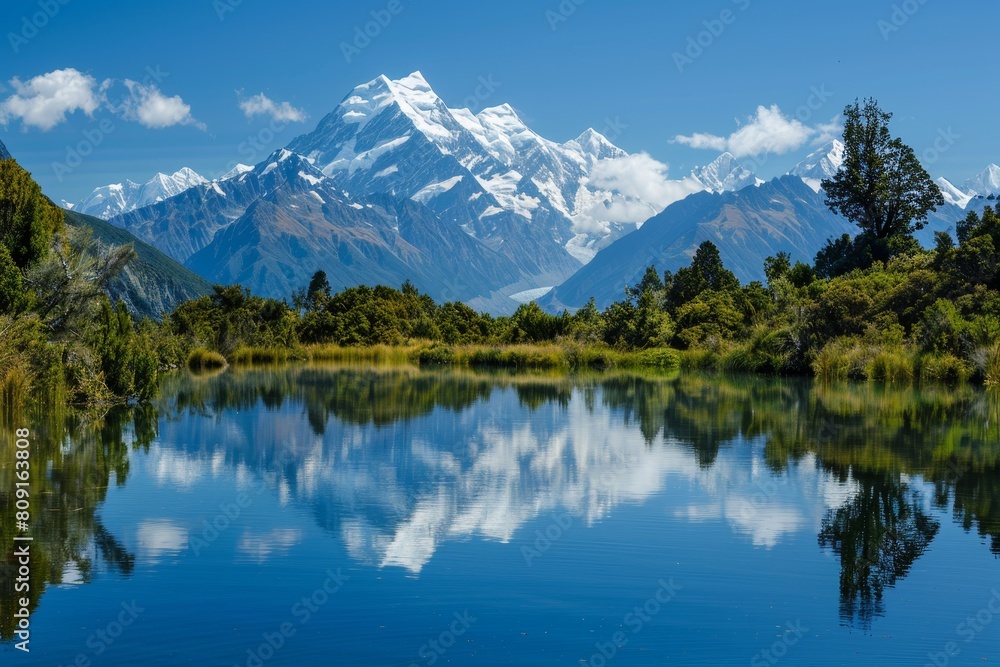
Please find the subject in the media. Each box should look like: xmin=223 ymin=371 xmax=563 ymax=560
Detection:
xmin=818 ymin=469 xmax=939 ymax=629
xmin=0 ymin=403 xmax=150 ymax=640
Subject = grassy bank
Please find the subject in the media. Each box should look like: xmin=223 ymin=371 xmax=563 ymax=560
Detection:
xmin=223 ymin=342 xmax=681 ymax=373
xmin=206 ymin=338 xmax=1000 ymax=387
xmin=412 ymin=342 xmax=679 ymax=371
xmin=673 ymin=335 xmax=1000 ymax=386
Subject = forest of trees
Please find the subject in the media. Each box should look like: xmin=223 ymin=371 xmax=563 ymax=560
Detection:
xmin=1 ymin=98 xmax=998 ymax=406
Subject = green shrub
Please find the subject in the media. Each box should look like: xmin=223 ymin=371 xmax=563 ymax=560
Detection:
xmin=306 ymin=344 xmax=411 ymax=364
xmin=466 ymin=345 xmax=568 ymax=370
xmin=230 ymin=346 xmax=293 ymax=365
xmin=678 ymin=347 xmax=721 ymax=371
xmin=626 ymin=348 xmax=680 ymax=370
xmin=981 ymin=344 xmax=1000 ymax=387
xmin=864 ymin=349 xmax=915 ymax=383
xmin=812 ymin=340 xmax=865 ymax=382
xmin=187 ymin=347 xmax=228 ymax=371
xmin=918 ymin=353 xmax=973 ymax=385
xmin=414 ymin=344 xmax=457 ymax=365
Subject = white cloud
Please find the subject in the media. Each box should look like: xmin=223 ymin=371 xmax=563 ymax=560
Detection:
xmin=813 ymin=117 xmax=843 ymax=145
xmin=673 ymin=132 xmax=727 ymax=152
xmin=0 ymin=68 xmax=102 ymax=131
xmin=589 ymin=153 xmax=705 ymax=208
xmin=674 ymin=105 xmax=816 ymax=158
xmin=239 ymin=92 xmax=308 ymax=123
xmin=574 ymin=153 xmax=706 ymax=233
xmin=118 ymin=80 xmax=205 ymax=130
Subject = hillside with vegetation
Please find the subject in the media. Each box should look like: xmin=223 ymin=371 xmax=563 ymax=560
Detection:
xmin=64 ymin=209 xmax=212 ymax=320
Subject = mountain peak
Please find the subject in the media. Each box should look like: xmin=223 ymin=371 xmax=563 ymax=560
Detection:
xmin=393 ymin=71 xmax=432 ymax=92
xmin=692 ymin=152 xmax=757 ymax=193
xmin=964 ymin=163 xmax=1000 ymax=197
xmin=219 ymin=163 xmax=254 ymax=181
xmin=480 ymin=102 xmax=517 ymax=117
xmin=936 ymin=177 xmax=973 ymax=208
xmin=789 ymin=140 xmax=844 ymax=192
xmin=476 ymin=104 xmax=533 ymax=142
xmin=570 ymin=128 xmax=626 ymax=162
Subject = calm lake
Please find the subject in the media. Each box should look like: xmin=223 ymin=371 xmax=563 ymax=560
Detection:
xmin=2 ymin=365 xmax=1000 ymax=666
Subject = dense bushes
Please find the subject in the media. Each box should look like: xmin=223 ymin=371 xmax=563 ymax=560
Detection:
xmin=153 ymin=202 xmax=1000 ymax=388
xmin=0 ymin=160 xmax=153 ymax=404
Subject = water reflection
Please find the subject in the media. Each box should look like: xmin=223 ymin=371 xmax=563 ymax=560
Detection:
xmin=818 ymin=470 xmax=939 ymax=628
xmin=2 ymin=366 xmax=999 ymax=639
xmin=0 ymin=405 xmax=152 ymax=639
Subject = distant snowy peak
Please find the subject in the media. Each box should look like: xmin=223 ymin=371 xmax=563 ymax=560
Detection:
xmin=72 ymin=168 xmax=208 ymax=219
xmin=789 ymin=140 xmax=845 ymax=192
xmin=451 ymin=103 xmax=536 ymax=166
xmin=71 ymin=180 xmax=142 ymax=219
xmin=790 ymin=140 xmax=845 ymax=179
xmin=255 ymin=148 xmax=326 ymax=187
xmin=691 ymin=152 xmax=759 ymax=193
xmin=137 ymin=168 xmax=208 ymax=208
xmin=219 ymin=164 xmax=254 ymax=181
xmin=936 ymin=177 xmax=973 ymax=208
xmin=287 ymin=70 xmax=637 ymax=268
xmin=963 ymin=164 xmax=1000 ymax=197
xmin=572 ymin=128 xmax=627 ymax=162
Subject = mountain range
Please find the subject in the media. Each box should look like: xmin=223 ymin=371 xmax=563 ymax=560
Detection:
xmin=66 ymin=167 xmax=212 ymax=219
xmin=54 ymin=72 xmax=1000 ymax=314
xmin=75 ymin=73 xmax=770 ymax=310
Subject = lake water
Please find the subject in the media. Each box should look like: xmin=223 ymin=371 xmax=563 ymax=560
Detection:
xmin=2 ymin=365 xmax=1000 ymax=666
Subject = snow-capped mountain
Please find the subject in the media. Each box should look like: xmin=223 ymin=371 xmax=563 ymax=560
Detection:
xmin=935 ymin=177 xmax=974 ymax=208
xmin=80 ymin=70 xmax=995 ymax=314
xmin=286 ymin=71 xmax=649 ymax=269
xmin=963 ymin=164 xmax=1000 ymax=197
xmin=220 ymin=163 xmax=254 ymax=181
xmin=788 ymin=140 xmax=845 ymax=192
xmin=71 ymin=168 xmax=208 ymax=219
xmin=690 ymin=152 xmax=760 ymax=193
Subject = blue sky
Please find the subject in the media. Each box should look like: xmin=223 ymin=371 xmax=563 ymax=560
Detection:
xmin=1 ymin=0 xmax=997 ymax=202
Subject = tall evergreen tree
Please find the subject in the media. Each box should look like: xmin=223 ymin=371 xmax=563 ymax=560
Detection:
xmin=822 ymin=98 xmax=943 ymax=262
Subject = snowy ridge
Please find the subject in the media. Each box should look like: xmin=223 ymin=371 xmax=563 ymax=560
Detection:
xmin=71 ymin=168 xmax=209 ymax=219
xmin=220 ymin=164 xmax=254 ymax=181
xmin=963 ymin=164 xmax=1000 ymax=197
xmin=788 ymin=140 xmax=844 ymax=193
xmin=691 ymin=152 xmax=760 ymax=193
xmin=936 ymin=177 xmax=973 ymax=208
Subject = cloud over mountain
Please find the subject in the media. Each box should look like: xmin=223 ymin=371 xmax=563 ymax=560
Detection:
xmin=675 ymin=104 xmax=822 ymax=158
